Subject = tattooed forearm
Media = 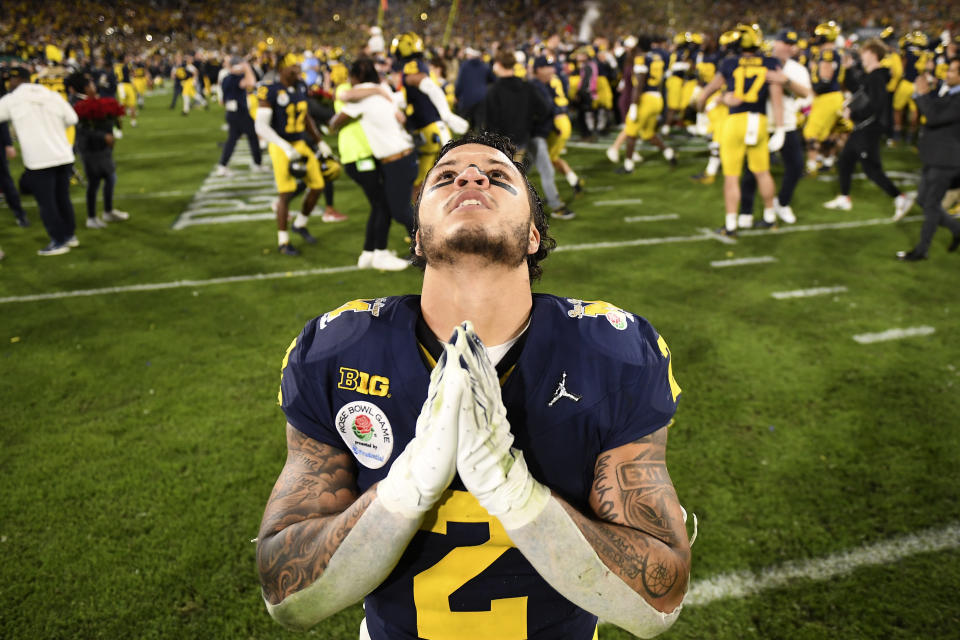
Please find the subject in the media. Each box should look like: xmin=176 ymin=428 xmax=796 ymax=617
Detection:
xmin=258 ymin=490 xmax=374 ymax=604
xmin=580 ymin=428 xmax=691 ymax=606
xmin=257 ymin=425 xmax=374 ymax=604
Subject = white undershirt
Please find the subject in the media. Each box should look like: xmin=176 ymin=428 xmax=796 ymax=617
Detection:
xmin=483 ymin=319 xmax=531 ymax=367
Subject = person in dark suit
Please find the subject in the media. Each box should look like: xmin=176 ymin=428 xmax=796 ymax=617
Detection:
xmin=897 ymin=57 xmax=960 ymax=261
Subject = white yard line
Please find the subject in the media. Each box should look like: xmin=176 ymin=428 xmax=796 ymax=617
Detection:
xmin=771 ymin=286 xmax=848 ymax=299
xmin=595 ymin=198 xmax=644 ymax=206
xmin=0 ymin=265 xmax=360 ymax=305
xmin=683 ymin=521 xmax=960 ymax=608
xmin=853 ymin=326 xmax=936 ymax=344
xmin=710 ymin=256 xmax=777 ymax=268
xmin=624 ymin=214 xmax=680 ymax=223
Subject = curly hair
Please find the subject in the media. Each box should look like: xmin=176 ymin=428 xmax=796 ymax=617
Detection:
xmin=409 ymin=131 xmax=557 ymax=282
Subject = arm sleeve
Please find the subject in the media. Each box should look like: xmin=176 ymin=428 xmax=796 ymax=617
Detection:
xmin=255 ymin=107 xmax=295 ymax=155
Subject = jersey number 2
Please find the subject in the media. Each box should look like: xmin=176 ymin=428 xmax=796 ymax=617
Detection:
xmin=413 ymin=491 xmax=526 ymax=639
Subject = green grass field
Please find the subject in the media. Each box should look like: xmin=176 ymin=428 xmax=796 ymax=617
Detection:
xmin=1 ymin=91 xmax=958 ymax=639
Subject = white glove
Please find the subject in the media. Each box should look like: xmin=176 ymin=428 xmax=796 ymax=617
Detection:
xmin=768 ymin=127 xmax=786 ymax=152
xmin=317 ymin=140 xmax=334 ymax=158
xmin=284 ymin=144 xmax=301 ymax=160
xmin=377 ymin=343 xmax=462 ymax=519
xmin=451 ymin=322 xmax=550 ymax=530
xmin=445 ymin=113 xmax=469 ymax=135
xmin=626 ymin=103 xmax=638 ymax=123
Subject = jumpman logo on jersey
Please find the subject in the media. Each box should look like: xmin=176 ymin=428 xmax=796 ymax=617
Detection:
xmin=548 ymin=371 xmax=582 ymax=406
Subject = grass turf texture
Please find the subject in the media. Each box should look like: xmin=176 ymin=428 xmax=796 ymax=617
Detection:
xmin=1 ymin=92 xmax=958 ymax=639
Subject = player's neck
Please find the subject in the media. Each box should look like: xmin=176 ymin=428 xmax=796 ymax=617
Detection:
xmin=420 ymin=263 xmax=532 ymax=346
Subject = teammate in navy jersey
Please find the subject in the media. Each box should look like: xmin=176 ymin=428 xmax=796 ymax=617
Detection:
xmin=216 ymin=57 xmax=265 ymax=176
xmin=257 ymin=132 xmax=693 ymax=639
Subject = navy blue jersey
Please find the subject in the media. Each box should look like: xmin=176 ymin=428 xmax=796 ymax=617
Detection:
xmin=221 ymin=73 xmax=250 ymax=117
xmin=256 ymin=82 xmax=308 ymax=142
xmin=719 ymin=54 xmax=781 ymax=115
xmin=402 ymin=58 xmax=442 ymax=130
xmin=278 ymin=294 xmax=682 ymax=640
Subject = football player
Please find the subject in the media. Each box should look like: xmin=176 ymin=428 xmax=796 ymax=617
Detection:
xmin=803 ymin=21 xmax=844 ymax=175
xmin=391 ymin=32 xmax=468 ymax=193
xmin=115 ymin=54 xmax=138 ymax=127
xmin=255 ymin=54 xmax=328 ymax=256
xmin=690 ymin=30 xmax=740 ymax=185
xmin=892 ymin=31 xmax=932 ymax=145
xmin=131 ymin=56 xmax=151 ymax=110
xmin=258 ymin=131 xmax=693 ymax=639
xmin=613 ymin=36 xmax=676 ymax=174
xmin=533 ymin=55 xmax=583 ymax=197
xmin=696 ymin=23 xmax=786 ymax=235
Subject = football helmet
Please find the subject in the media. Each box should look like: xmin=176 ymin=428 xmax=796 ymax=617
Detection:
xmin=391 ymin=32 xmax=424 ymax=59
xmin=907 ymin=30 xmax=929 ymax=48
xmin=320 ymin=157 xmax=341 ymax=181
xmin=735 ymin=23 xmax=762 ymax=50
xmin=814 ymin=21 xmax=841 ymax=43
xmin=289 ymin=157 xmax=308 ymax=179
xmin=719 ymin=30 xmax=741 ymax=48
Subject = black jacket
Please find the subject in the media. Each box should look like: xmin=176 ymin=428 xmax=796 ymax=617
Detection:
xmin=916 ymin=89 xmax=960 ymax=168
xmin=477 ymin=76 xmax=550 ymax=149
xmin=844 ymin=66 xmax=891 ymax=130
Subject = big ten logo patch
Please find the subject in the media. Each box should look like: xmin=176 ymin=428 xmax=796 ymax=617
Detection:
xmin=338 ymin=367 xmax=390 ymax=397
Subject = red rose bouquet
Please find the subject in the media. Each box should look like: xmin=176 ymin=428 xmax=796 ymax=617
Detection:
xmin=73 ymin=96 xmax=125 ymax=131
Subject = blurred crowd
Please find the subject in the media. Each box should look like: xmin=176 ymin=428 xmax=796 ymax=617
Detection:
xmin=2 ymin=1 xmax=959 ymax=262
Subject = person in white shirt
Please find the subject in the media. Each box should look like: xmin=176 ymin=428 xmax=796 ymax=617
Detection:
xmin=331 ymin=57 xmax=417 ymax=271
xmin=738 ymin=29 xmax=812 ymax=227
xmin=0 ymin=66 xmax=80 ymax=255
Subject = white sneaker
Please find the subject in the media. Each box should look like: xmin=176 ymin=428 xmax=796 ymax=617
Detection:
xmin=251 ymin=163 xmax=270 ymax=173
xmin=86 ymin=216 xmax=107 ymax=229
xmin=371 ymin=249 xmax=409 ymax=271
xmin=102 ymin=209 xmax=130 ymax=221
xmin=893 ymin=191 xmax=916 ymax=221
xmin=823 ymin=195 xmax=852 ymax=211
xmin=66 ymin=235 xmax=79 ymax=248
xmin=357 ymin=250 xmax=375 ymax=269
xmin=605 ymin=146 xmax=619 ymax=164
xmin=215 ymin=165 xmax=234 ymax=177
xmin=632 ymin=151 xmax=643 ymax=163
xmin=774 ymin=200 xmax=796 ymax=224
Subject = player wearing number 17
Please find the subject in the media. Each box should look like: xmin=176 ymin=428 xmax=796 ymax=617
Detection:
xmin=257 ymin=132 xmax=693 ymax=639
xmin=255 ymin=54 xmax=327 ymax=256
xmin=696 ymin=23 xmax=786 ymax=236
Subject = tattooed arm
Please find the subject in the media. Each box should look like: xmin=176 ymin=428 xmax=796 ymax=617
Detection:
xmin=578 ymin=427 xmax=690 ymax=610
xmin=255 ymin=423 xmax=422 ymax=629
xmin=502 ymin=427 xmax=690 ymax=638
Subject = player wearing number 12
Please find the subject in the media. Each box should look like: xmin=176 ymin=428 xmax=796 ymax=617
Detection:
xmin=255 ymin=55 xmax=326 ymax=255
xmin=257 ymin=132 xmax=693 ymax=639
xmin=698 ymin=23 xmax=785 ymax=235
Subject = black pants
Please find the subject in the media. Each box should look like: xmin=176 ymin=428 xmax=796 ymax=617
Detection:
xmin=169 ymin=83 xmax=182 ymax=109
xmin=219 ymin=113 xmax=262 ymax=167
xmin=0 ymin=147 xmax=25 ymax=217
xmin=838 ymin=124 xmax=899 ymax=198
xmin=81 ymin=149 xmax=116 ymax=219
xmin=379 ymin=153 xmax=416 ymax=235
xmin=740 ymin=129 xmax=805 ymax=213
xmin=22 ymin=164 xmax=76 ymax=244
xmin=345 ymin=159 xmax=389 ymax=251
xmin=914 ymin=164 xmax=960 ymax=255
